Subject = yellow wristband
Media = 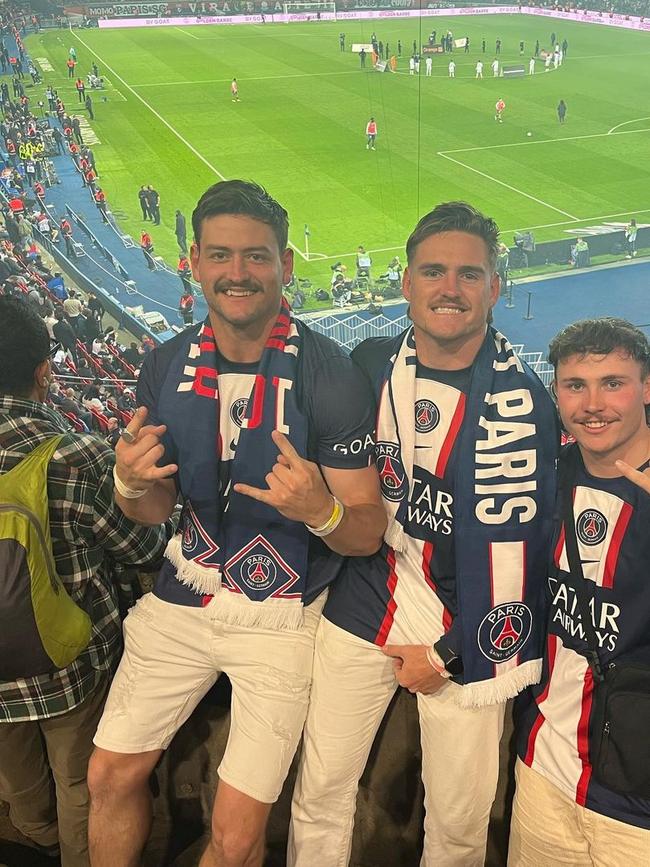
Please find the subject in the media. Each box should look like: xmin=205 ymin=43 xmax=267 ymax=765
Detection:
xmin=306 ymin=496 xmax=345 ymax=537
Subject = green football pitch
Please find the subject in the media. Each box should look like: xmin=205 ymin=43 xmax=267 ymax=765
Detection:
xmin=28 ymin=14 xmax=650 ymax=287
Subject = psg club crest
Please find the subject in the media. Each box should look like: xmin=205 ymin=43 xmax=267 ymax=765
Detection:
xmin=477 ymin=603 xmax=533 ymax=663
xmin=375 ymin=441 xmax=407 ymax=502
xmin=414 ymin=399 xmax=440 ymax=433
xmin=229 ymin=398 xmax=249 ymax=428
xmin=576 ymin=509 xmax=608 ymax=546
xmin=224 ymin=535 xmax=300 ymax=598
xmin=182 ymin=521 xmax=198 ymax=554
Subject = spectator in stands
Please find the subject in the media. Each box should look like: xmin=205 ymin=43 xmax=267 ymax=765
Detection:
xmin=105 ymin=415 xmax=122 ymax=449
xmin=53 ymin=308 xmax=78 ymax=365
xmin=87 ymin=178 xmax=382 ymax=867
xmin=47 ymin=271 xmax=68 ymax=302
xmin=63 ymin=289 xmax=84 ymax=334
xmin=42 ymin=307 xmax=57 ymax=340
xmin=83 ymin=309 xmax=102 ymax=354
xmin=511 ymin=317 xmax=650 ymax=865
xmin=16 ymin=212 xmax=33 ymax=248
xmin=123 ymin=342 xmax=140 ymax=369
xmin=87 ymin=291 xmax=104 ymax=326
xmin=0 ymin=297 xmax=167 ymax=866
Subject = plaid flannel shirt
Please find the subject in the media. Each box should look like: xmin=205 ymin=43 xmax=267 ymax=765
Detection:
xmin=0 ymin=396 xmax=167 ymax=722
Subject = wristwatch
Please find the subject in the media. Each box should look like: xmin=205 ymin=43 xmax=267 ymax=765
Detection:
xmin=433 ymin=640 xmax=464 ymax=678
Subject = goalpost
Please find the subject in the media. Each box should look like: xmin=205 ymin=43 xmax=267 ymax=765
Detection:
xmin=282 ymin=2 xmax=337 ymax=21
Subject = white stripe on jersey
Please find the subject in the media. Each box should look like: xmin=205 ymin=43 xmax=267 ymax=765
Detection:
xmin=556 ymin=486 xmax=631 ymax=588
xmin=386 ymin=545 xmax=446 ymax=645
xmin=529 ymin=636 xmax=590 ymax=802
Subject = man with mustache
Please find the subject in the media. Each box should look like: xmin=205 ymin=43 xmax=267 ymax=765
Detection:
xmin=289 ymin=201 xmax=558 ymax=866
xmin=87 ymin=180 xmax=385 ymax=867
xmin=511 ymin=318 xmax=650 ymax=865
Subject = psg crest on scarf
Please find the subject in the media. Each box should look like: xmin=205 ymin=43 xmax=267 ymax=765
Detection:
xmin=477 ymin=603 xmax=533 ymax=662
xmin=376 ymin=441 xmax=407 ymax=502
xmin=224 ymin=535 xmax=300 ymax=597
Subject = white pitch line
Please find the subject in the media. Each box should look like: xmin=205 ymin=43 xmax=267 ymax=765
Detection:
xmin=132 ymin=69 xmax=364 ymax=88
xmin=438 ymin=151 xmax=579 ymax=221
xmin=174 ymin=27 xmax=200 ymax=40
xmin=317 ymin=207 xmax=650 ymax=262
xmin=70 ymin=30 xmax=309 ymax=260
xmin=607 ymin=117 xmax=650 ymax=134
xmin=440 ymin=126 xmax=650 ymax=156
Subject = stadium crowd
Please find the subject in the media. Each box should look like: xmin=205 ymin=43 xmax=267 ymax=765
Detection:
xmin=1 ymin=6 xmax=650 ymax=867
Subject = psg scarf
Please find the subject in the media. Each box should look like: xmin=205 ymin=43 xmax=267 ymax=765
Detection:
xmin=161 ymin=299 xmax=310 ymax=630
xmin=377 ymin=327 xmax=559 ymax=707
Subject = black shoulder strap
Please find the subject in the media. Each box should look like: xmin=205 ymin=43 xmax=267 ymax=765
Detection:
xmin=560 ymin=446 xmax=604 ymax=682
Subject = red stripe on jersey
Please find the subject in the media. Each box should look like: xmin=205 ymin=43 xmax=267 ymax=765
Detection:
xmin=422 ymin=541 xmax=437 ymax=592
xmin=442 ymin=606 xmax=453 ymax=632
xmin=376 ymin=547 xmax=399 ymax=646
xmin=554 ymin=524 xmax=566 ymax=568
xmin=524 ymin=634 xmax=558 ymax=765
xmin=603 ymin=501 xmax=633 ymax=589
xmin=575 ymin=666 xmax=595 ymax=806
xmin=435 ymin=393 xmax=466 ymax=478
xmin=266 ymin=339 xmax=286 ymax=351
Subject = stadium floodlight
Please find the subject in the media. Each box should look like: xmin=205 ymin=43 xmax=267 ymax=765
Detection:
xmin=282 ymin=1 xmax=337 ymax=21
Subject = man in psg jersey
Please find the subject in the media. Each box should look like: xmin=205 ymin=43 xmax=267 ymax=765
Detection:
xmin=289 ymin=201 xmax=557 ymax=866
xmin=87 ymin=180 xmax=384 ymax=867
xmin=511 ymin=318 xmax=650 ymax=864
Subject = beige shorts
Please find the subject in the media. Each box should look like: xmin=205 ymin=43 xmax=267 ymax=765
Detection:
xmin=94 ymin=591 xmax=324 ymax=803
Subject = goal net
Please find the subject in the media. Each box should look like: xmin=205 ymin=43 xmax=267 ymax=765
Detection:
xmin=282 ymin=2 xmax=337 ymax=21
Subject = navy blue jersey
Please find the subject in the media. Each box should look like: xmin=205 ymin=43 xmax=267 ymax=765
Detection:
xmin=137 ymin=320 xmax=376 ymax=606
xmin=516 ymin=447 xmax=650 ymax=829
xmin=324 ymin=334 xmax=470 ymax=647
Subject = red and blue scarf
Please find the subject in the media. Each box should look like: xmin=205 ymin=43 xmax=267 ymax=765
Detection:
xmin=377 ymin=327 xmax=559 ymax=706
xmin=163 ymin=300 xmax=309 ymax=630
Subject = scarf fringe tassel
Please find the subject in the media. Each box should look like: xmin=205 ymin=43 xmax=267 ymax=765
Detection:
xmin=454 ymin=659 xmax=542 ymax=709
xmin=165 ymin=536 xmax=304 ymax=631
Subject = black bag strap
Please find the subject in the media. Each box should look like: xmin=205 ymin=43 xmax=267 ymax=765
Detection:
xmin=560 ymin=447 xmax=604 ymax=683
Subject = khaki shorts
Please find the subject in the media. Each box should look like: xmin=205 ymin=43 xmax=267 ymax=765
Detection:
xmin=94 ymin=591 xmax=324 ymax=803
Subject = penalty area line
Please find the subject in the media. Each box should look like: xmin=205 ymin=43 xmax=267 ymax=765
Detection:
xmin=69 ymin=31 xmax=310 ymax=261
xmin=437 ymin=151 xmax=579 ymax=221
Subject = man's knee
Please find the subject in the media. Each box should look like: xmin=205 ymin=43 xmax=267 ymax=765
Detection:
xmin=208 ymin=820 xmax=265 ymax=866
xmin=87 ymin=748 xmax=159 ymax=806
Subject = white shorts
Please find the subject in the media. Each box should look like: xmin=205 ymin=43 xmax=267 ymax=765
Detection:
xmin=94 ymin=591 xmax=325 ymax=803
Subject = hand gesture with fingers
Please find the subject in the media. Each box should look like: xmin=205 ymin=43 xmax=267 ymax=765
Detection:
xmin=233 ymin=430 xmax=334 ymax=526
xmin=616 ymin=459 xmax=650 ymax=495
xmin=115 ymin=406 xmax=178 ymax=492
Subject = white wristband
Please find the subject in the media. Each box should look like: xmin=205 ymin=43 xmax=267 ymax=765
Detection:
xmin=113 ymin=465 xmax=147 ymax=499
xmin=306 ymin=496 xmax=345 ymax=537
xmin=426 ymin=646 xmax=451 ymax=679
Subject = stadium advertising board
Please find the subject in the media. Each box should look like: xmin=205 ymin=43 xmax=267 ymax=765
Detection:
xmin=520 ymin=6 xmax=650 ymax=32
